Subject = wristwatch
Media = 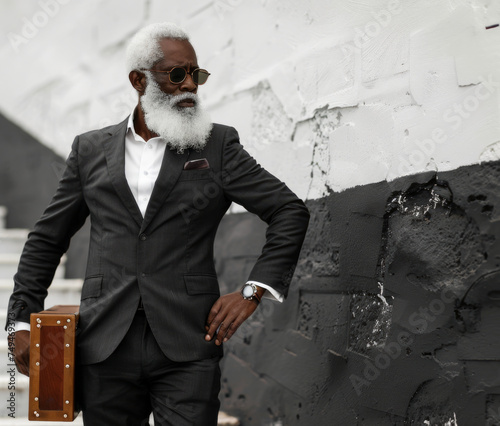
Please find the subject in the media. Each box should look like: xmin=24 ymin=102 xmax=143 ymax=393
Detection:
xmin=241 ymin=283 xmax=261 ymax=303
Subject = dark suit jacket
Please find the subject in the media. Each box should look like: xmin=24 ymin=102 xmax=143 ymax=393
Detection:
xmin=7 ymin=118 xmax=310 ymax=364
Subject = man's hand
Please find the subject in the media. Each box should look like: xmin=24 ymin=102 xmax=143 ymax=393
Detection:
xmin=10 ymin=331 xmax=30 ymax=376
xmin=205 ymin=291 xmax=261 ymax=345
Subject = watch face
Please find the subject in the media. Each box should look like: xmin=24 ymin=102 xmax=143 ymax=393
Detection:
xmin=242 ymin=285 xmax=254 ymax=298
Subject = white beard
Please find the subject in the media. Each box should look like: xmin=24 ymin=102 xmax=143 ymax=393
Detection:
xmin=140 ymin=73 xmax=213 ymax=153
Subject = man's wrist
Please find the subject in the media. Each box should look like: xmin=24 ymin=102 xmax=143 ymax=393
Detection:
xmin=246 ymin=281 xmax=283 ymax=302
xmin=241 ymin=283 xmax=263 ymax=303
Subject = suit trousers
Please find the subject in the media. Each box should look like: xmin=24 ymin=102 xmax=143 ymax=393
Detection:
xmin=77 ymin=309 xmax=221 ymax=426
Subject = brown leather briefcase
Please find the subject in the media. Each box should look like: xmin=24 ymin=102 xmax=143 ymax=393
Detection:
xmin=28 ymin=305 xmax=80 ymax=421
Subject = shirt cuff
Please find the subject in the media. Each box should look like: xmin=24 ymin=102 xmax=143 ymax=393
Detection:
xmin=15 ymin=321 xmax=31 ymax=332
xmin=246 ymin=281 xmax=284 ymax=303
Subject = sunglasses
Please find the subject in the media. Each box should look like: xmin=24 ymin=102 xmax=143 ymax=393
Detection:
xmin=141 ymin=66 xmax=210 ymax=85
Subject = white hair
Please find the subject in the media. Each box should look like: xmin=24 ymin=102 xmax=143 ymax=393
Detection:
xmin=126 ymin=22 xmax=189 ymax=72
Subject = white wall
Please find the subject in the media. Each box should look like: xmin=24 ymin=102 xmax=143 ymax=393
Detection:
xmin=1 ymin=0 xmax=500 ymax=201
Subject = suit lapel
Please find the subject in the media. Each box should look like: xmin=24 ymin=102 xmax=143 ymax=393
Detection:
xmin=140 ymin=147 xmax=189 ymax=233
xmin=102 ymin=117 xmax=144 ymax=228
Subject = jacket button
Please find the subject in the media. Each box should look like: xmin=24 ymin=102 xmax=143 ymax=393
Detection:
xmin=139 ymin=234 xmax=147 ymax=241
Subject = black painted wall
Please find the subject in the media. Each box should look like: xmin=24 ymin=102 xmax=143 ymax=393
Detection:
xmin=217 ymin=161 xmax=500 ymax=426
xmin=0 ymin=113 xmax=89 ymax=278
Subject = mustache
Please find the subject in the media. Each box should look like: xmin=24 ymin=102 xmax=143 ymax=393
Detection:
xmin=167 ymin=92 xmax=199 ymax=108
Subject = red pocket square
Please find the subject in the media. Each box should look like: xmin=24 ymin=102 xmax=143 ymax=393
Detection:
xmin=184 ymin=158 xmax=210 ymax=170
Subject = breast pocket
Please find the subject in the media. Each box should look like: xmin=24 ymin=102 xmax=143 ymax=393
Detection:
xmin=178 ymin=169 xmax=214 ymax=181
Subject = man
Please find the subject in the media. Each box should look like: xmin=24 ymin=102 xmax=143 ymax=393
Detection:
xmin=7 ymin=22 xmax=309 ymax=425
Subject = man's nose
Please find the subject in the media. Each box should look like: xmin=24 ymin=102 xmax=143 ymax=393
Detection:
xmin=180 ymin=73 xmax=197 ymax=92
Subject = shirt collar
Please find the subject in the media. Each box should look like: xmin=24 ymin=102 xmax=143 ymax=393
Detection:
xmin=127 ymin=108 xmax=144 ymax=143
xmin=127 ymin=107 xmax=166 ymax=144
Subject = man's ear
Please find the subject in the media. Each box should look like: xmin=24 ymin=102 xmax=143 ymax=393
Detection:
xmin=129 ymin=70 xmax=146 ymax=95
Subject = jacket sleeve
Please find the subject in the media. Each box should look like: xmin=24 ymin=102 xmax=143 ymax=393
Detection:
xmin=6 ymin=136 xmax=89 ymax=327
xmin=221 ymin=126 xmax=310 ymax=298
